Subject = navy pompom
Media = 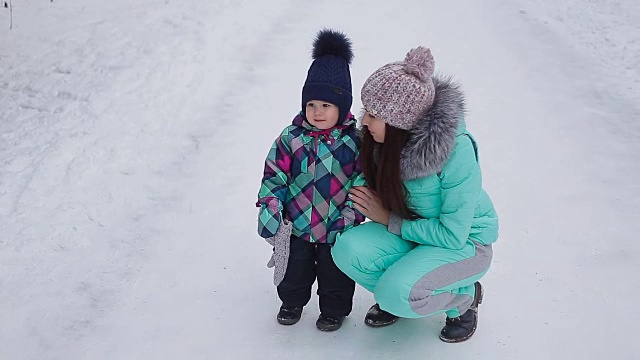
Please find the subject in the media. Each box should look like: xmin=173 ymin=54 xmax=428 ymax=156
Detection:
xmin=312 ymin=29 xmax=353 ymax=64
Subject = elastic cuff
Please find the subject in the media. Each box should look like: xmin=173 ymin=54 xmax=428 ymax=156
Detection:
xmin=387 ymin=212 xmax=402 ymax=235
xmin=445 ymin=308 xmax=462 ymax=318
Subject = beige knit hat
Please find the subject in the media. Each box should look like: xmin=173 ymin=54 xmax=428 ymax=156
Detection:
xmin=361 ymin=47 xmax=435 ymax=130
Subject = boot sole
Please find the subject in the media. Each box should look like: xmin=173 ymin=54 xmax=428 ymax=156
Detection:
xmin=316 ymin=322 xmax=344 ymax=332
xmin=277 ymin=317 xmax=301 ymax=325
xmin=364 ymin=316 xmax=400 ymax=328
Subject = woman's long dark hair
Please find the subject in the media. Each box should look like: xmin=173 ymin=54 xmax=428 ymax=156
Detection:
xmin=361 ymin=124 xmax=419 ymax=220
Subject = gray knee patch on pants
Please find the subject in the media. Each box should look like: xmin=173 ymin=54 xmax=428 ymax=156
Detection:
xmin=409 ymin=243 xmax=492 ymax=316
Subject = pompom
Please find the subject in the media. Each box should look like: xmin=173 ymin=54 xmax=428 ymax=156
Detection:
xmin=403 ymin=47 xmax=434 ymax=82
xmin=312 ymin=29 xmax=353 ymax=64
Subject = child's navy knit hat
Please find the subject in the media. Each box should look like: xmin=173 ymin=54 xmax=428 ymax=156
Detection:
xmin=302 ymin=29 xmax=353 ymax=124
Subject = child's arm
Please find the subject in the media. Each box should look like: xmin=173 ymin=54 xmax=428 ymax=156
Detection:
xmin=346 ymin=128 xmax=367 ymax=225
xmin=345 ymin=165 xmax=366 ymax=224
xmin=256 ymin=130 xmax=292 ymax=238
xmin=328 ymin=155 xmax=367 ymax=237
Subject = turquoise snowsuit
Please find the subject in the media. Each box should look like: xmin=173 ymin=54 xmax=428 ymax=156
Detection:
xmin=331 ymin=77 xmax=499 ymax=319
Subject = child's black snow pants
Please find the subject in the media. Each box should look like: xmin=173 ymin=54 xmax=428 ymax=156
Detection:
xmin=277 ymin=235 xmax=355 ymax=317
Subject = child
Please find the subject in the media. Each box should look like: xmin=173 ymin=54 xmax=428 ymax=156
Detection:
xmin=256 ymin=29 xmax=365 ymax=332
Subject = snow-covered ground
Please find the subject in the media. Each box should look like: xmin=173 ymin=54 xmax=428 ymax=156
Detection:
xmin=1 ymin=1 xmax=638 ymax=359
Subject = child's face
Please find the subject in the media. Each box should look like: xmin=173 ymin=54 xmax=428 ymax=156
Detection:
xmin=305 ymin=100 xmax=340 ymax=130
xmin=362 ymin=111 xmax=386 ymax=143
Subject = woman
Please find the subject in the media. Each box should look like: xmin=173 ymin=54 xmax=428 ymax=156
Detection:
xmin=331 ymin=47 xmax=499 ymax=343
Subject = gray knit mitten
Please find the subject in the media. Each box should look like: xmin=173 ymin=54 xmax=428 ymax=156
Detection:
xmin=265 ymin=219 xmax=292 ymax=286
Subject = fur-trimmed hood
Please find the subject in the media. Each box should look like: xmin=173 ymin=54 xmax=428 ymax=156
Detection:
xmin=400 ymin=75 xmax=466 ymax=180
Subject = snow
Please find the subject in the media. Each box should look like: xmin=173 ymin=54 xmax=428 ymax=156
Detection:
xmin=1 ymin=0 xmax=639 ymax=359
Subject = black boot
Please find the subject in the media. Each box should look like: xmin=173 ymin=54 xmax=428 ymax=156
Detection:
xmin=364 ymin=303 xmax=399 ymax=327
xmin=277 ymin=305 xmax=303 ymax=325
xmin=316 ymin=313 xmax=345 ymax=331
xmin=439 ymin=282 xmax=483 ymax=343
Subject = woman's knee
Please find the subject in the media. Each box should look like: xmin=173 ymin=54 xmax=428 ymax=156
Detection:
xmin=330 ymin=223 xmax=359 ymax=261
xmin=374 ymin=275 xmax=419 ymax=318
xmin=333 ymin=231 xmax=405 ymax=273
xmin=330 ymin=235 xmax=355 ymax=273
xmin=331 ymin=229 xmax=372 ymax=272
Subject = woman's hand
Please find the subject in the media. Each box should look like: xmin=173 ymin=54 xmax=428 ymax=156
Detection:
xmin=349 ymin=186 xmax=391 ymax=226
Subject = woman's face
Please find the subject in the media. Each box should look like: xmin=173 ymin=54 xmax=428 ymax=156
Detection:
xmin=362 ymin=111 xmax=386 ymax=143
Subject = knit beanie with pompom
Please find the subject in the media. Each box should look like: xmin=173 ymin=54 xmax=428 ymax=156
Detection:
xmin=302 ymin=29 xmax=354 ymax=124
xmin=361 ymin=47 xmax=436 ymax=130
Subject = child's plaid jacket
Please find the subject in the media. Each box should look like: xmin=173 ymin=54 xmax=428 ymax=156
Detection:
xmin=257 ymin=113 xmax=365 ymax=244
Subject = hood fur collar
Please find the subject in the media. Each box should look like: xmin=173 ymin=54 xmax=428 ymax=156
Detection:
xmin=400 ymin=76 xmax=466 ymax=180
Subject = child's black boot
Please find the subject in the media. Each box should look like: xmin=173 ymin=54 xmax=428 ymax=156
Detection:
xmin=277 ymin=305 xmax=302 ymax=325
xmin=315 ymin=313 xmax=345 ymax=331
